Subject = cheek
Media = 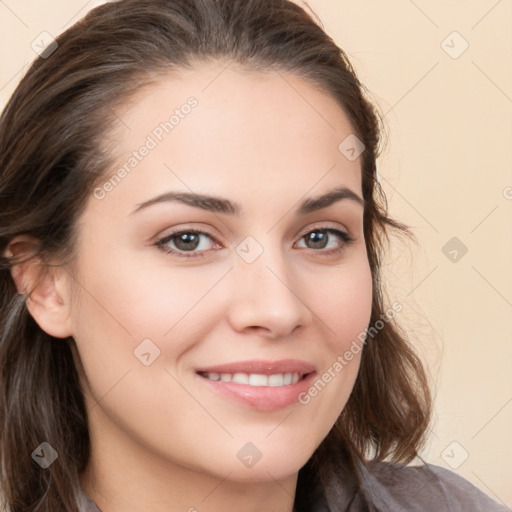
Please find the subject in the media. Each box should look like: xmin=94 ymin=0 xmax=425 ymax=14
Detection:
xmin=308 ymin=256 xmax=373 ymax=354
xmin=296 ymin=255 xmax=373 ymax=423
xmin=68 ymin=250 xmax=242 ymax=434
xmin=72 ymin=250 xmax=227 ymax=347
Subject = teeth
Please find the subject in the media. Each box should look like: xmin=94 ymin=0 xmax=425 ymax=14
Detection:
xmin=268 ymin=374 xmax=283 ymax=386
xmin=248 ymin=374 xmax=268 ymax=386
xmin=202 ymin=372 xmax=303 ymax=386
xmin=232 ymin=373 xmax=249 ymax=384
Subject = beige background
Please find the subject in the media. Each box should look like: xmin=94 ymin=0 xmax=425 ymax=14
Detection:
xmin=1 ymin=0 xmax=510 ymax=507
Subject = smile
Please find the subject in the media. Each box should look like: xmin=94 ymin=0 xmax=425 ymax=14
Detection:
xmin=198 ymin=372 xmax=304 ymax=386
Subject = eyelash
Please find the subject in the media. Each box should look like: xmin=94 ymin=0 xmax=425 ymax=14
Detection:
xmin=154 ymin=225 xmax=355 ymax=259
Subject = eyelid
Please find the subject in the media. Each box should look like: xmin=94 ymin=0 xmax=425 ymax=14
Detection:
xmin=154 ymin=227 xmax=220 ymax=258
xmin=296 ymin=222 xmax=351 ymax=239
xmin=294 ymin=224 xmax=355 ymax=255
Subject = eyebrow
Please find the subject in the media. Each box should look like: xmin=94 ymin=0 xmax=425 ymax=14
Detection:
xmin=130 ymin=185 xmax=365 ymax=216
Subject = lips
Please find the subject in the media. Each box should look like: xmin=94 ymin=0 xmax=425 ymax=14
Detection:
xmin=195 ymin=359 xmax=317 ymax=411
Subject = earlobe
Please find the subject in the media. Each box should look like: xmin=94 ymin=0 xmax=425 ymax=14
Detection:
xmin=4 ymin=235 xmax=74 ymax=339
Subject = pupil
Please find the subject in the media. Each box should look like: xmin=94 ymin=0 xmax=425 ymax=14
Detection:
xmin=308 ymin=231 xmax=327 ymax=249
xmin=176 ymin=233 xmax=199 ymax=251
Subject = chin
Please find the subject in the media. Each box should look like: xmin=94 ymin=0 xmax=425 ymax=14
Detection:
xmin=219 ymin=446 xmax=315 ymax=484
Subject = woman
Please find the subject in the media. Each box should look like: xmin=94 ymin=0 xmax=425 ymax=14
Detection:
xmin=0 ymin=1 xmax=508 ymax=511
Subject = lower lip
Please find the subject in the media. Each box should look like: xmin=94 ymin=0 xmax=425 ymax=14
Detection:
xmin=196 ymin=372 xmax=317 ymax=411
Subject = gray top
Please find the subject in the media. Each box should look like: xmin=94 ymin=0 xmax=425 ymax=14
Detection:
xmin=80 ymin=462 xmax=510 ymax=511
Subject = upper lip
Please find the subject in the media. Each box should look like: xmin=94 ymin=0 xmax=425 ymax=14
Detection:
xmin=196 ymin=359 xmax=316 ymax=376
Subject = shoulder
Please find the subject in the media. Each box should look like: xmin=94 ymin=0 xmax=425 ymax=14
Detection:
xmin=358 ymin=460 xmax=510 ymax=512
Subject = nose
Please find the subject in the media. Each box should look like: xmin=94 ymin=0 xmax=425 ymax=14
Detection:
xmin=226 ymin=246 xmax=313 ymax=339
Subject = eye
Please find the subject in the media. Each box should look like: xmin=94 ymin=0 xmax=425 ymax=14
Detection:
xmin=295 ymin=227 xmax=355 ymax=255
xmin=155 ymin=229 xmax=219 ymax=258
xmin=154 ymin=225 xmax=355 ymax=259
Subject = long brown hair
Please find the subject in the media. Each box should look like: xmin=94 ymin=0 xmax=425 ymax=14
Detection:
xmin=0 ymin=1 xmax=431 ymax=510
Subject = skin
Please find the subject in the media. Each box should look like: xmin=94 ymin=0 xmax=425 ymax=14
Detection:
xmin=7 ymin=61 xmax=373 ymax=512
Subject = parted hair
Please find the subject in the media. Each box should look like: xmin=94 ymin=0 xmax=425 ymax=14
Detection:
xmin=0 ymin=1 xmax=431 ymax=510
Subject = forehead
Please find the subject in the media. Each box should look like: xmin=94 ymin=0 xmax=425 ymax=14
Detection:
xmin=95 ymin=61 xmax=363 ymax=213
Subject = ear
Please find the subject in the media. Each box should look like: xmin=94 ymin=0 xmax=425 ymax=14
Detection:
xmin=4 ymin=235 xmax=74 ymax=339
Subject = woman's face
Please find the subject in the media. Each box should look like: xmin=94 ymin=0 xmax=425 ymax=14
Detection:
xmin=64 ymin=61 xmax=373 ymax=485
